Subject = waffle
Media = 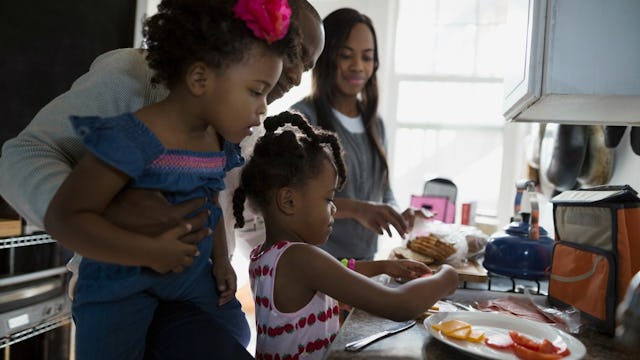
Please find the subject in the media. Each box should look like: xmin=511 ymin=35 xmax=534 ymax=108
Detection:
xmin=407 ymin=234 xmax=456 ymax=262
xmin=392 ymin=246 xmax=435 ymax=265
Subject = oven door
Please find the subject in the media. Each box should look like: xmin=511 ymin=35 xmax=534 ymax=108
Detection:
xmin=0 ymin=234 xmax=72 ymax=278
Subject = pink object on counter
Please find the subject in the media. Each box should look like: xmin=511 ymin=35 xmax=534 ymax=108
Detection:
xmin=410 ymin=195 xmax=455 ymax=223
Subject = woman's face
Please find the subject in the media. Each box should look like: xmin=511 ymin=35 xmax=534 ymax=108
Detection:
xmin=333 ymin=22 xmax=375 ymax=99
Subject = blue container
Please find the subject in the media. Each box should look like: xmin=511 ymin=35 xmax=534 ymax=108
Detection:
xmin=483 ymin=220 xmax=554 ymax=280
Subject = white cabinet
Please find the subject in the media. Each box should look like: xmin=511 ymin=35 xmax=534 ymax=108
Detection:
xmin=503 ymin=0 xmax=640 ymax=125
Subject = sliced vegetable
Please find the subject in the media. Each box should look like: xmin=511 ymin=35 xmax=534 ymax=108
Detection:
xmin=539 ymin=339 xmax=557 ymax=354
xmin=509 ymin=330 xmax=541 ymax=351
xmin=552 ymin=338 xmax=571 ymax=356
xmin=513 ymin=343 xmax=563 ymax=360
xmin=484 ymin=333 xmax=514 ymax=349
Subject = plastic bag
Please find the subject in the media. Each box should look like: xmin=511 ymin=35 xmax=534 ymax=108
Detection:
xmin=408 ymin=219 xmax=488 ymax=267
xmin=524 ymin=288 xmax=583 ymax=334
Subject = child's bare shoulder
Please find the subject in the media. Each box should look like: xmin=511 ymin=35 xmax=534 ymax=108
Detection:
xmin=279 ymin=242 xmax=335 ymax=268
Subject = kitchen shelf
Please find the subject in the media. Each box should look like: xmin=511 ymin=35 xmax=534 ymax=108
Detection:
xmin=0 ymin=234 xmax=55 ymax=250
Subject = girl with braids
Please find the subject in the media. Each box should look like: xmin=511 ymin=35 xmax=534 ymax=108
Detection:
xmin=43 ymin=0 xmax=294 ymax=358
xmin=291 ymin=8 xmax=419 ymax=261
xmin=233 ymin=111 xmax=458 ymax=360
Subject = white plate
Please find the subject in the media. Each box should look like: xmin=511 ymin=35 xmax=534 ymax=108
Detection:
xmin=428 ymin=300 xmax=458 ymax=313
xmin=424 ymin=312 xmax=586 ymax=360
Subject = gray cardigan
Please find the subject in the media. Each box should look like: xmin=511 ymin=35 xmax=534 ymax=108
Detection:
xmin=291 ymin=98 xmax=397 ymax=260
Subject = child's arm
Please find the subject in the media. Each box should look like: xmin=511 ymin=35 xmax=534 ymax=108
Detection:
xmin=44 ymin=153 xmax=200 ymax=273
xmin=354 ymin=259 xmax=431 ymax=280
xmin=277 ymin=244 xmax=459 ymax=322
xmin=210 ymin=203 xmax=237 ymax=305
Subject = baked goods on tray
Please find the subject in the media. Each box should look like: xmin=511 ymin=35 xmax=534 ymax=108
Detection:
xmin=407 ymin=234 xmax=456 ymax=262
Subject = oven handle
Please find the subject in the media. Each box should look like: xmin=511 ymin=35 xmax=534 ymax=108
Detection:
xmin=0 ymin=266 xmax=69 ymax=287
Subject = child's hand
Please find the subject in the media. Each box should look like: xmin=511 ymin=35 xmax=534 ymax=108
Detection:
xmin=384 ymin=259 xmax=432 ymax=281
xmin=436 ymin=264 xmax=459 ymax=295
xmin=148 ymin=223 xmax=200 ymax=273
xmin=212 ymin=258 xmax=237 ymax=306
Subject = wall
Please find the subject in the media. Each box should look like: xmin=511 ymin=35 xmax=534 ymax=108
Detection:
xmin=609 ymin=129 xmax=640 ymax=190
xmin=0 ymin=0 xmax=137 ymax=153
xmin=535 ymin=127 xmax=640 ymax=233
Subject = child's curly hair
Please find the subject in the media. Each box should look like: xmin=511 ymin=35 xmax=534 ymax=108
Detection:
xmin=233 ymin=111 xmax=347 ymax=228
xmin=143 ymin=0 xmax=301 ymax=88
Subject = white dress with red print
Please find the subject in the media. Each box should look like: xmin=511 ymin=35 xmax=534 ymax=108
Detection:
xmin=250 ymin=241 xmax=340 ymax=360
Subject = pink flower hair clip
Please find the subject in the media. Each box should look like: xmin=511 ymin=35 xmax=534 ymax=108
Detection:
xmin=233 ymin=0 xmax=292 ymax=44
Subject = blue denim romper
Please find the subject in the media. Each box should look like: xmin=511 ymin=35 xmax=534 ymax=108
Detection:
xmin=68 ymin=113 xmax=249 ymax=359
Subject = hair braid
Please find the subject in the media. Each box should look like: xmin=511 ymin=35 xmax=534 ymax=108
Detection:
xmin=233 ymin=111 xmax=347 ymax=228
xmin=232 ymin=186 xmax=247 ymax=228
xmin=317 ymin=133 xmax=347 ymax=190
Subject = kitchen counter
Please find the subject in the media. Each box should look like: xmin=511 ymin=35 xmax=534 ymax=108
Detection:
xmin=324 ymin=288 xmax=635 ymax=359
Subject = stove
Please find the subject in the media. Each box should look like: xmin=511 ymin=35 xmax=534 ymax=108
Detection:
xmin=0 ymin=267 xmax=71 ymax=348
xmin=0 ymin=233 xmax=72 ymax=352
xmin=463 ymin=271 xmax=549 ymax=295
xmin=0 ymin=294 xmax=71 ymax=349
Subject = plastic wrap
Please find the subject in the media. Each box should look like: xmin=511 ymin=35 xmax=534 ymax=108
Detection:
xmin=408 ymin=219 xmax=488 ymax=267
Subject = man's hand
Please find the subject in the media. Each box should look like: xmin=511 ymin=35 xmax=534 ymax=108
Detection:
xmin=212 ymin=257 xmax=237 ymax=306
xmin=103 ymin=188 xmax=211 ymax=244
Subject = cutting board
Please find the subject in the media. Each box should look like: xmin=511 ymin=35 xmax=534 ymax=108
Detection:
xmin=430 ymin=260 xmax=487 ymax=283
xmin=389 ymin=247 xmax=487 ymax=283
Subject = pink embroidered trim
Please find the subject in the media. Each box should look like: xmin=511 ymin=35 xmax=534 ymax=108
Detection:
xmin=232 ymin=0 xmax=291 ymax=43
xmin=150 ymin=154 xmax=225 ymax=170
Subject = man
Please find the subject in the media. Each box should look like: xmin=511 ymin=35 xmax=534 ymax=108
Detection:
xmin=0 ymin=0 xmax=324 ymax=358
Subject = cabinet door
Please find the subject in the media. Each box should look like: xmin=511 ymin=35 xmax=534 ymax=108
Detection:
xmin=503 ymin=0 xmax=547 ymax=120
xmin=0 ymin=0 xmax=137 ymax=149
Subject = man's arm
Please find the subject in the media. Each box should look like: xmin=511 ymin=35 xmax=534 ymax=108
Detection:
xmin=0 ymin=89 xmax=93 ymax=228
xmin=0 ymin=48 xmax=163 ymax=228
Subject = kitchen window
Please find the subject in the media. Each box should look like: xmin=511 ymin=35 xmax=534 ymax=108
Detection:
xmin=385 ymin=0 xmax=510 ymax=220
xmin=269 ymin=0 xmax=527 ymax=227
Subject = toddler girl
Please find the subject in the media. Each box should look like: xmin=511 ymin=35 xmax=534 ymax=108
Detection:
xmin=44 ymin=0 xmax=295 ymax=358
xmin=233 ymin=111 xmax=459 ymax=360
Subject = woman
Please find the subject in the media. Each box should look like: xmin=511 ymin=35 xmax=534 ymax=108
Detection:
xmin=291 ymin=8 xmax=415 ymax=261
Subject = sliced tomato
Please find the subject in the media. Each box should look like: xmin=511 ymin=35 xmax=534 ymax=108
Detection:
xmin=552 ymin=338 xmax=571 ymax=356
xmin=539 ymin=339 xmax=557 ymax=354
xmin=484 ymin=333 xmax=514 ymax=349
xmin=513 ymin=343 xmax=563 ymax=360
xmin=509 ymin=331 xmax=541 ymax=351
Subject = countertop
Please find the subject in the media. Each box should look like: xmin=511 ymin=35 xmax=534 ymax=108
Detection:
xmin=324 ymin=288 xmax=636 ymax=359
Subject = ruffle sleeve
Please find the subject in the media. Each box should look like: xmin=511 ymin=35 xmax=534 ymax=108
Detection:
xmin=223 ymin=141 xmax=245 ymax=171
xmin=70 ymin=114 xmax=164 ymax=178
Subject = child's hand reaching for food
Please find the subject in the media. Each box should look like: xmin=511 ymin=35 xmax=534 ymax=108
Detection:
xmin=382 ymin=259 xmax=432 ymax=282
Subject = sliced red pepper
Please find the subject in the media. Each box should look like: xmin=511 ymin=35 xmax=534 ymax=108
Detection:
xmin=513 ymin=343 xmax=563 ymax=360
xmin=539 ymin=339 xmax=557 ymax=354
xmin=552 ymin=338 xmax=571 ymax=356
xmin=509 ymin=331 xmax=541 ymax=351
xmin=484 ymin=333 xmax=514 ymax=349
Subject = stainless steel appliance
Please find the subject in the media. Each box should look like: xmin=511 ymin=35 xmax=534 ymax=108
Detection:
xmin=0 ymin=234 xmax=72 ymax=359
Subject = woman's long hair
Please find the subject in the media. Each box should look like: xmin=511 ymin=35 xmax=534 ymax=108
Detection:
xmin=310 ymin=8 xmax=389 ymax=179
